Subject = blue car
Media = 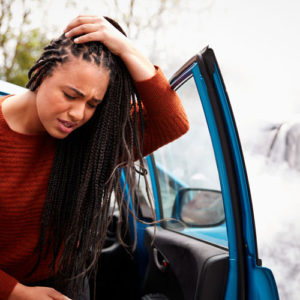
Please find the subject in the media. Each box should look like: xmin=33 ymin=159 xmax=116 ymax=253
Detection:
xmin=0 ymin=47 xmax=279 ymax=300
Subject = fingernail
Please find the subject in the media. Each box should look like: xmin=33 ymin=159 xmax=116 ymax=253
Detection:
xmin=65 ymin=32 xmax=70 ymax=37
xmin=74 ymin=38 xmax=79 ymax=43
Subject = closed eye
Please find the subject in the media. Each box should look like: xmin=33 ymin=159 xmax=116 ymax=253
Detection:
xmin=63 ymin=91 xmax=76 ymax=100
xmin=88 ymin=102 xmax=97 ymax=109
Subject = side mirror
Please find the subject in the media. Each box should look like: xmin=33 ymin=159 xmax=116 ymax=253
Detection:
xmin=175 ymin=188 xmax=225 ymax=227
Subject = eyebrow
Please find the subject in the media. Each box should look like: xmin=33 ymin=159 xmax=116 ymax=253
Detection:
xmin=66 ymin=86 xmax=102 ymax=103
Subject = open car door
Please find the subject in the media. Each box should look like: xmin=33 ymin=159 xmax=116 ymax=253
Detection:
xmin=0 ymin=48 xmax=280 ymax=300
xmin=127 ymin=47 xmax=279 ymax=300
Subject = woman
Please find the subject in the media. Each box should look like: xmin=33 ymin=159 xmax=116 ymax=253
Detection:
xmin=0 ymin=15 xmax=189 ymax=300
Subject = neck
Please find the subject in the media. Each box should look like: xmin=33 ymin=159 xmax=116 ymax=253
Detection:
xmin=2 ymin=90 xmax=46 ymax=135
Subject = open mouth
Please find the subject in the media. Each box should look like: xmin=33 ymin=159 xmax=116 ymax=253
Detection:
xmin=57 ymin=119 xmax=78 ymax=133
xmin=60 ymin=120 xmax=74 ymax=128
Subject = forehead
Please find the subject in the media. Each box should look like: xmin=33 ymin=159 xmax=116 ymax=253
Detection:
xmin=55 ymin=58 xmax=109 ymax=81
xmin=48 ymin=58 xmax=110 ymax=95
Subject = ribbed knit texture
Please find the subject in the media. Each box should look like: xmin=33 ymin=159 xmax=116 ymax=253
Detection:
xmin=0 ymin=98 xmax=57 ymax=299
xmin=0 ymin=66 xmax=189 ymax=299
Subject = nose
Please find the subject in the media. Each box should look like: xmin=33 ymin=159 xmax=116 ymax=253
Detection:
xmin=68 ymin=102 xmax=85 ymax=122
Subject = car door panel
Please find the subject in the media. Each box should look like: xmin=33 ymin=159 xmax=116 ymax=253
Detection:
xmin=142 ymin=227 xmax=228 ymax=300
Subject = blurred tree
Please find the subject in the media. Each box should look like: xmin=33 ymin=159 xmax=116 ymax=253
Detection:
xmin=7 ymin=29 xmax=48 ymax=86
xmin=102 ymin=0 xmax=181 ymax=39
xmin=0 ymin=0 xmax=48 ymax=86
xmin=95 ymin=0 xmax=183 ymax=65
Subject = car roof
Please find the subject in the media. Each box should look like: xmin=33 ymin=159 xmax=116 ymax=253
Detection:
xmin=0 ymin=80 xmax=27 ymax=96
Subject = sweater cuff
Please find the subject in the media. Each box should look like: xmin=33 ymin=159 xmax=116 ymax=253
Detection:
xmin=0 ymin=270 xmax=19 ymax=299
xmin=134 ymin=65 xmax=172 ymax=99
xmin=133 ymin=65 xmax=178 ymax=115
xmin=133 ymin=65 xmax=160 ymax=84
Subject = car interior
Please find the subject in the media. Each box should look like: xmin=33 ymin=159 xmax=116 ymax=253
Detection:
xmin=89 ymin=182 xmax=229 ymax=300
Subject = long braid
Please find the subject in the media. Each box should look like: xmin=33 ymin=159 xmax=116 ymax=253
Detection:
xmin=26 ymin=17 xmax=154 ymax=298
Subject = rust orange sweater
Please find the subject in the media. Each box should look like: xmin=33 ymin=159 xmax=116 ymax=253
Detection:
xmin=0 ymin=66 xmax=189 ymax=299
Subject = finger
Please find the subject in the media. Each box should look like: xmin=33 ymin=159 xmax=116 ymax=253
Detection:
xmin=48 ymin=288 xmax=72 ymax=300
xmin=65 ymin=23 xmax=100 ymax=38
xmin=64 ymin=17 xmax=97 ymax=33
xmin=50 ymin=296 xmax=72 ymax=300
xmin=64 ymin=15 xmax=103 ymax=33
xmin=50 ymin=293 xmax=72 ymax=300
xmin=73 ymin=32 xmax=104 ymax=44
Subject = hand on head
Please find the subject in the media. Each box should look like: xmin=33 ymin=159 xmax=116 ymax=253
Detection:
xmin=63 ymin=15 xmax=155 ymax=81
xmin=64 ymin=15 xmax=131 ymax=57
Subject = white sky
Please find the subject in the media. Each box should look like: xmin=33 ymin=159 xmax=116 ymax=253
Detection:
xmin=40 ymin=0 xmax=300 ymax=122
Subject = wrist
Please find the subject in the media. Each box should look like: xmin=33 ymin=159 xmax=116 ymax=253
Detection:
xmin=119 ymin=44 xmax=155 ymax=81
xmin=119 ymin=42 xmax=138 ymax=61
xmin=8 ymin=282 xmax=28 ymax=300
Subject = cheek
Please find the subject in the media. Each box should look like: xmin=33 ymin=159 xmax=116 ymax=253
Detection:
xmin=82 ymin=108 xmax=97 ymax=125
xmin=37 ymin=93 xmax=68 ymax=116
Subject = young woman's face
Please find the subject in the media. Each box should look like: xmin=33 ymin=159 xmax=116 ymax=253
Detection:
xmin=34 ymin=58 xmax=110 ymax=139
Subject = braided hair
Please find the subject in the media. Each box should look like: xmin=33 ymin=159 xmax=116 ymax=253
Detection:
xmin=26 ymin=17 xmax=152 ymax=297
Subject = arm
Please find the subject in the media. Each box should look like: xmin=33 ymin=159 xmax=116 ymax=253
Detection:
xmin=0 ymin=269 xmax=18 ymax=299
xmin=64 ymin=15 xmax=155 ymax=81
xmin=134 ymin=66 xmax=189 ymax=156
xmin=64 ymin=15 xmax=189 ymax=156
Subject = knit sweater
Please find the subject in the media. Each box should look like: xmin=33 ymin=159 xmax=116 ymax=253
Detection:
xmin=0 ymin=66 xmax=189 ymax=299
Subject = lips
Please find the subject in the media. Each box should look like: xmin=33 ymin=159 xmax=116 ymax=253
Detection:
xmin=59 ymin=119 xmax=77 ymax=128
xmin=57 ymin=118 xmax=78 ymax=134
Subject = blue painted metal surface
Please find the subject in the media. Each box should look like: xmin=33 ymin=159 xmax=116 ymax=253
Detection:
xmin=120 ymin=170 xmax=149 ymax=278
xmin=212 ymin=65 xmax=279 ymax=299
xmin=192 ymin=64 xmax=238 ymax=300
xmin=213 ymin=66 xmax=256 ymax=256
xmin=146 ymin=156 xmax=162 ymax=221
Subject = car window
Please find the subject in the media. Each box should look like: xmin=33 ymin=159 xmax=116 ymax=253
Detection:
xmin=152 ymin=76 xmax=228 ymax=248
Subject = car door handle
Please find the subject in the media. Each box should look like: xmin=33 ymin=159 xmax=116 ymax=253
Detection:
xmin=153 ymin=247 xmax=168 ymax=272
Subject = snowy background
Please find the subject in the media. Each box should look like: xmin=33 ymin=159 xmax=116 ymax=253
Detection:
xmin=14 ymin=0 xmax=300 ymax=298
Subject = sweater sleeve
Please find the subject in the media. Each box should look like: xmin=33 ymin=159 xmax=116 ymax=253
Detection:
xmin=0 ymin=269 xmax=19 ymax=299
xmin=133 ymin=65 xmax=189 ymax=158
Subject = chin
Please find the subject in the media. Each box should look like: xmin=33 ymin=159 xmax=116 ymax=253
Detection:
xmin=53 ymin=134 xmax=68 ymax=140
xmin=47 ymin=129 xmax=69 ymax=139
xmin=45 ymin=122 xmax=79 ymax=139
